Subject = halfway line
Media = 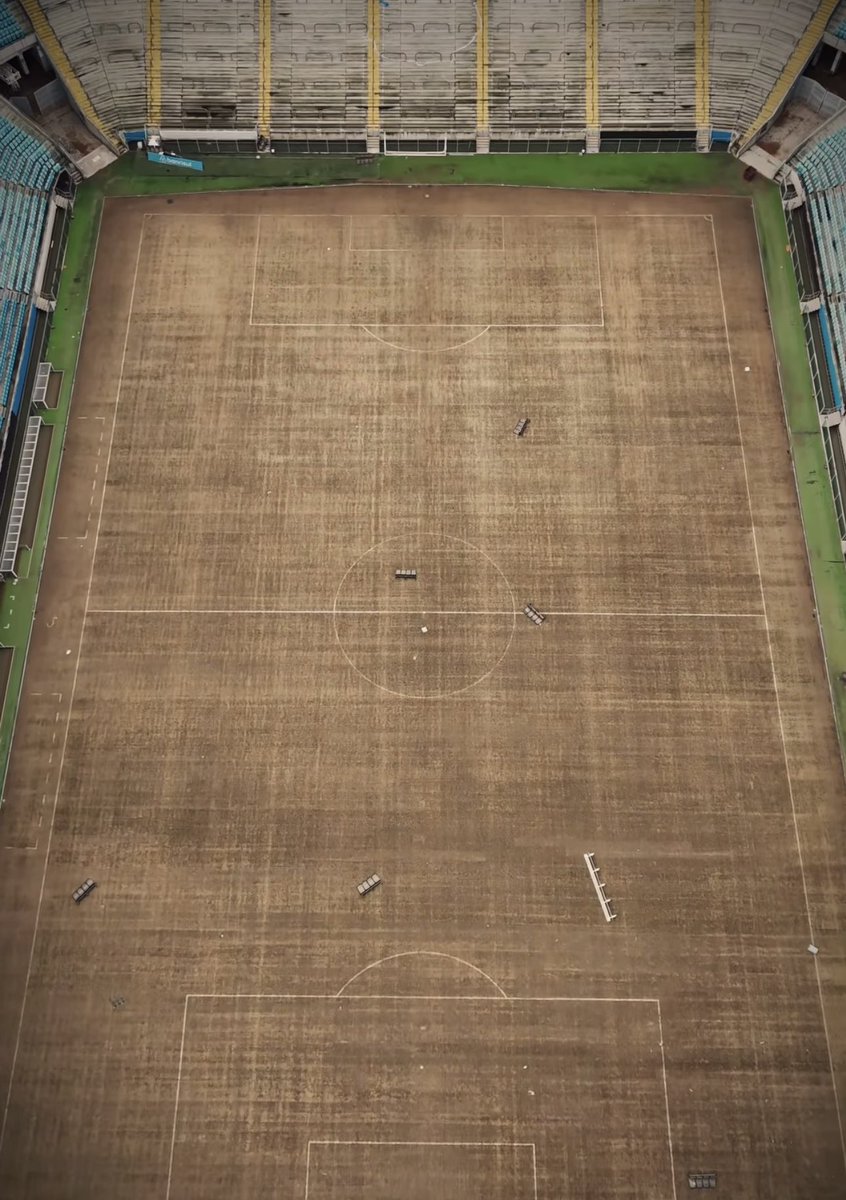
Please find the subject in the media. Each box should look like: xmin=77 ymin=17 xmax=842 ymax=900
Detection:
xmin=85 ymin=608 xmax=765 ymax=618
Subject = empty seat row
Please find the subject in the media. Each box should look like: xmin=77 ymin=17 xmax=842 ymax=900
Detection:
xmin=27 ymin=0 xmax=836 ymax=138
xmin=792 ymin=117 xmax=846 ymax=398
xmin=0 ymin=0 xmax=25 ymax=51
xmin=0 ymin=295 xmax=27 ymax=421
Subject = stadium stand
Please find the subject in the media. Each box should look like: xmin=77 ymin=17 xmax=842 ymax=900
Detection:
xmin=711 ymin=0 xmax=832 ymax=138
xmin=160 ymin=0 xmax=258 ymax=131
xmin=0 ymin=104 xmax=61 ymax=437
xmin=487 ymin=0 xmax=586 ymax=139
xmin=793 ymin=116 xmax=846 ymax=393
xmin=7 ymin=1 xmax=837 ymax=148
xmin=269 ymin=0 xmax=366 ymax=139
xmin=380 ymin=0 xmax=476 ymax=138
xmin=0 ymin=0 xmax=26 ymax=50
xmin=597 ymin=0 xmax=696 ymax=131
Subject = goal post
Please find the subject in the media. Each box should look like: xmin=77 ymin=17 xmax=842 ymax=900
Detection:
xmin=381 ymin=135 xmax=448 ymax=157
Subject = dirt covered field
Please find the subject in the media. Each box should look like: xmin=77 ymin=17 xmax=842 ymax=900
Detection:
xmin=0 ymin=184 xmax=844 ymax=1199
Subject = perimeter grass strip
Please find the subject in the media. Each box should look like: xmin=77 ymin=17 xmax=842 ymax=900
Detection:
xmin=0 ymin=182 xmax=103 ymax=791
xmin=100 ymin=150 xmax=751 ymax=197
xmin=754 ymin=182 xmax=846 ymax=749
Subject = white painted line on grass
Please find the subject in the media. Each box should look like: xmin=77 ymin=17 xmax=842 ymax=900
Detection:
xmin=0 ymin=216 xmax=147 ymax=1156
xmin=709 ymin=217 xmax=846 ymax=1169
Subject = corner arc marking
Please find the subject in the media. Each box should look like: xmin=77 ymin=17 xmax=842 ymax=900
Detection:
xmin=336 ymin=950 xmax=508 ymax=998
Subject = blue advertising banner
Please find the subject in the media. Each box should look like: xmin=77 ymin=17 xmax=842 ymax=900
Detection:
xmin=147 ymin=151 xmax=204 ymax=172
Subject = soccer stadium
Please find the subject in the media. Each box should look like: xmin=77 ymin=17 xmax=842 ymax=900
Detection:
xmin=1 ymin=2 xmax=846 ymax=1198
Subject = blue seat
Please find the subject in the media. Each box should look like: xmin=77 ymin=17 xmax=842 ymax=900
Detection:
xmin=0 ymin=3 xmax=26 ymax=50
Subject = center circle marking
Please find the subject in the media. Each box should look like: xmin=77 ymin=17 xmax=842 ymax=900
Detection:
xmin=332 ymin=534 xmax=516 ymax=699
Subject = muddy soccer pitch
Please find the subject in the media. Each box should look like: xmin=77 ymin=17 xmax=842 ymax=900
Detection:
xmin=0 ymin=185 xmax=845 ymax=1199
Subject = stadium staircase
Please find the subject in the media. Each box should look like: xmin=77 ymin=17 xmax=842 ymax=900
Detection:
xmin=268 ymin=0 xmax=366 ymax=138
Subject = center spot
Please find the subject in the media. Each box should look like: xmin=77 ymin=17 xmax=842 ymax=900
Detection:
xmin=333 ymin=534 xmax=515 ymax=699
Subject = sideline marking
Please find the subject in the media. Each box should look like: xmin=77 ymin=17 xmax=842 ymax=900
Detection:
xmin=709 ymin=217 xmax=846 ymax=1168
xmin=86 ymin=608 xmax=765 ymax=618
xmin=0 ymin=216 xmax=147 ymax=1154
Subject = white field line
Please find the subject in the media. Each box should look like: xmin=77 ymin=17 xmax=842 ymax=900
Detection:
xmin=183 ymin=992 xmax=660 ymax=1004
xmin=752 ymin=203 xmax=846 ymax=1171
xmin=336 ymin=950 xmax=508 ymax=998
xmin=307 ymin=1139 xmax=537 ymax=1145
xmin=143 ymin=211 xmax=714 ymax=222
xmin=657 ymin=1002 xmax=678 ymax=1200
xmin=85 ymin=608 xmax=765 ymax=618
xmin=0 ymin=217 xmax=147 ymax=1154
xmin=249 ymin=213 xmax=260 ymax=326
xmin=249 ymin=320 xmax=606 ymax=328
xmin=709 ymin=217 xmax=846 ymax=1168
xmin=593 ymin=214 xmax=605 ymax=327
xmin=165 ymin=995 xmax=190 ymax=1200
xmin=171 ymin=991 xmax=663 ymax=1200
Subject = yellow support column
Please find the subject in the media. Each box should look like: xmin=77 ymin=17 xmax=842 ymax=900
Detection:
xmin=258 ymin=0 xmax=271 ymax=140
xmin=367 ymin=0 xmax=381 ymax=150
xmin=476 ymin=0 xmax=489 ymax=149
xmin=739 ymin=0 xmax=839 ymax=150
xmin=695 ymin=0 xmax=710 ymax=145
xmin=147 ymin=0 xmax=162 ymax=128
xmin=19 ymin=0 xmax=121 ymax=151
xmin=585 ymin=0 xmax=599 ymax=151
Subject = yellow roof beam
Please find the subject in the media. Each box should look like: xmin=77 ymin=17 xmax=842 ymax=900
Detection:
xmin=585 ymin=0 xmax=599 ymax=134
xmin=258 ymin=0 xmax=271 ymax=139
xmin=476 ymin=0 xmax=489 ymax=132
xmin=368 ymin=0 xmax=381 ymax=136
xmin=695 ymin=0 xmax=710 ymax=131
xmin=147 ymin=0 xmax=161 ymax=127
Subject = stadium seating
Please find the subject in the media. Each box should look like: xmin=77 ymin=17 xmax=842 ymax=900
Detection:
xmin=793 ymin=118 xmax=846 ymax=393
xmin=24 ymin=0 xmax=836 ymax=143
xmin=47 ymin=0 xmax=144 ymax=132
xmin=488 ymin=0 xmax=586 ymax=135
xmin=0 ymin=111 xmax=62 ymax=425
xmin=710 ymin=0 xmax=820 ymax=135
xmin=269 ymin=0 xmax=366 ymax=135
xmin=597 ymin=0 xmax=695 ymax=131
xmin=0 ymin=0 xmax=25 ymax=50
xmin=380 ymin=0 xmax=476 ymax=136
xmin=160 ymin=0 xmax=258 ymax=130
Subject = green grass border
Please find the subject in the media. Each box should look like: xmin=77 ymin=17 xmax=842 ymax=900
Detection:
xmin=2 ymin=152 xmax=843 ymax=800
xmin=98 ymin=149 xmax=752 ymax=196
xmin=753 ymin=186 xmax=846 ymax=748
xmin=0 ymin=182 xmax=103 ymax=799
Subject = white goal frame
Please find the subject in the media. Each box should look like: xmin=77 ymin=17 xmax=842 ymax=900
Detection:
xmin=381 ymin=134 xmax=448 ymax=157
